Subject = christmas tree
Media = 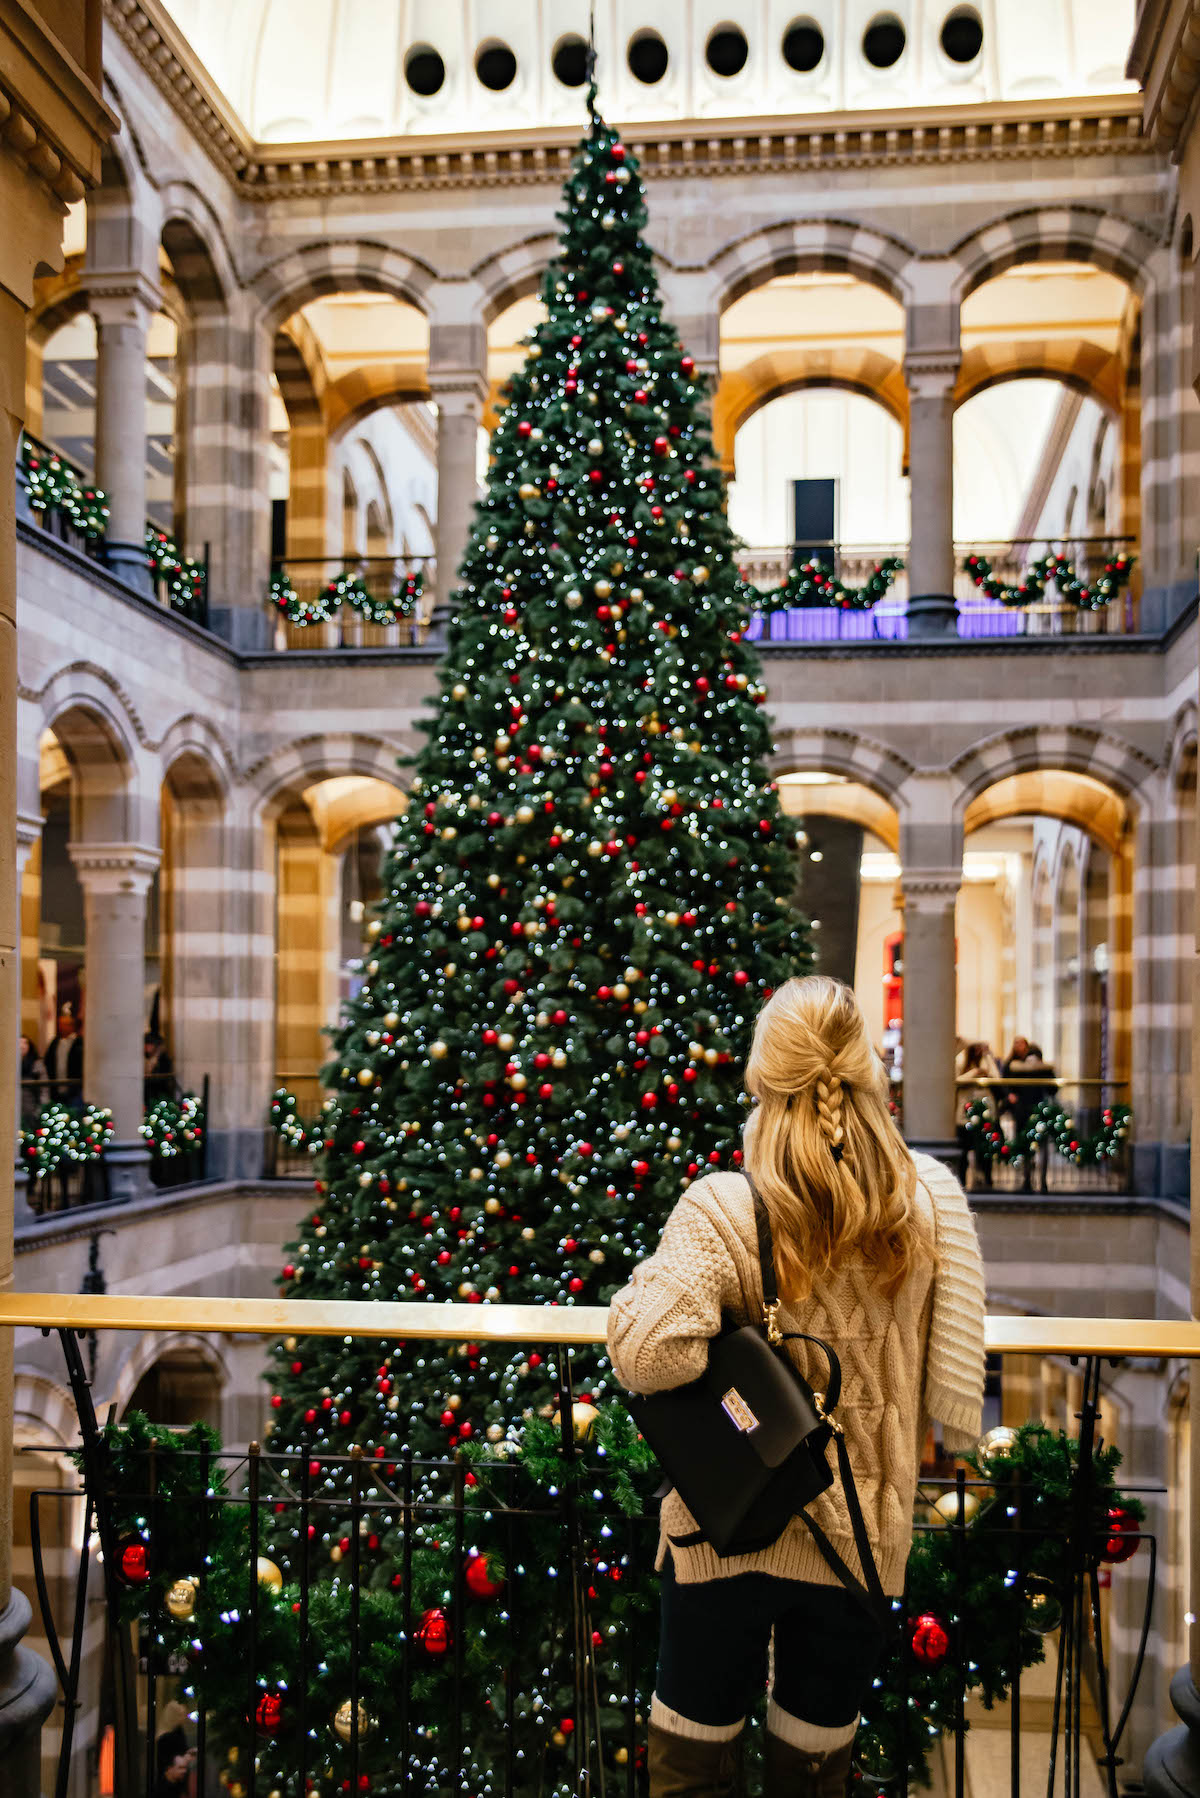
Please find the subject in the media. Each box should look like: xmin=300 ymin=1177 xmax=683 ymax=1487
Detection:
xmin=256 ymin=91 xmax=810 ymax=1792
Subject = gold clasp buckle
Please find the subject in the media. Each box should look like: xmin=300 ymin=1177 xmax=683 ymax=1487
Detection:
xmin=763 ymin=1300 xmax=783 ymax=1347
xmin=814 ymin=1391 xmax=844 ymax=1436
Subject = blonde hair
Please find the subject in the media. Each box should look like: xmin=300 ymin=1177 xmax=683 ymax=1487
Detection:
xmin=742 ymin=975 xmax=929 ymax=1304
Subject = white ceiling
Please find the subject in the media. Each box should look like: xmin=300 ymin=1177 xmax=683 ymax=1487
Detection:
xmin=159 ymin=0 xmax=1137 ymax=145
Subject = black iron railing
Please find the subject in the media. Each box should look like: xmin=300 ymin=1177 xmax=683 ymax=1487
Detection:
xmin=9 ymin=1301 xmax=1179 ymax=1798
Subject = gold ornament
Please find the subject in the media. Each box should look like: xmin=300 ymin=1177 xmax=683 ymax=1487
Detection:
xmin=256 ymin=1557 xmax=284 ymax=1592
xmin=516 ymin=804 xmax=535 ymax=824
xmin=1025 ymin=1590 xmax=1063 ymax=1635
xmin=451 ymin=683 xmax=468 ymax=700
xmin=552 ymin=1399 xmax=599 ymax=1441
xmin=166 ymin=1576 xmax=198 ymax=1620
xmin=614 ymin=1747 xmax=629 ymax=1766
xmin=356 ymin=1068 xmax=374 ymax=1087
xmin=978 ymin=1425 xmax=1019 ymax=1468
xmin=594 ymin=578 xmax=613 ymax=599
xmin=430 ymin=1041 xmax=449 ymax=1060
xmin=495 ymin=1150 xmax=512 ymax=1168
xmin=933 ymin=1490 xmax=980 ymax=1527
xmin=333 ymin=1700 xmax=372 ymax=1744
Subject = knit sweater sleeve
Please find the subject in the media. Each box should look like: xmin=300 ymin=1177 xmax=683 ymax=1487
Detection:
xmin=916 ymin=1155 xmax=987 ymax=1454
xmin=606 ymin=1184 xmax=740 ymax=1395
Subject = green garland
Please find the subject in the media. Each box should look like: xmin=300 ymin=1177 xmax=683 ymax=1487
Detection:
xmin=962 ymin=551 xmax=1135 ymax=613
xmin=753 ymin=556 xmax=903 ymax=615
xmin=22 ymin=438 xmax=110 ymax=540
xmin=269 ymin=570 xmax=336 ymax=627
xmin=961 ymin=1095 xmax=1131 ymax=1171
xmin=20 ymin=1102 xmax=114 ymax=1179
xmin=268 ymin=1087 xmax=324 ymax=1155
xmin=140 ymin=1093 xmax=206 ymax=1160
xmin=145 ymin=527 xmax=207 ymax=619
xmin=84 ymin=1411 xmax=1143 ymax=1793
xmin=271 ymin=569 xmax=426 ymax=630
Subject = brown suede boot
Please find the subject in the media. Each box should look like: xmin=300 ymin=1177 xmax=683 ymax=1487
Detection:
xmin=648 ymin=1722 xmax=744 ymax=1798
xmin=763 ymin=1731 xmax=854 ymax=1797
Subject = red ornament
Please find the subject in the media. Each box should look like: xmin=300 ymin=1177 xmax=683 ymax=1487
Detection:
xmin=417 ymin=1607 xmax=452 ymax=1655
xmin=465 ymin=1552 xmax=505 ymax=1599
xmin=118 ymin=1539 xmax=149 ymax=1584
xmin=1100 ymin=1507 xmax=1140 ymax=1564
xmin=255 ymin=1691 xmax=285 ymax=1734
xmin=653 ymin=436 xmax=669 ymax=456
xmin=910 ymin=1613 xmax=949 ymax=1667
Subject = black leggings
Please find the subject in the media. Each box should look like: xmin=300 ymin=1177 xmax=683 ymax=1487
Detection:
xmin=655 ymin=1555 xmax=887 ymax=1730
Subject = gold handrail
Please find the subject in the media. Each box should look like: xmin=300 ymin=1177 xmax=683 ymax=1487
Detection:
xmin=0 ymin=1294 xmax=1197 ymax=1358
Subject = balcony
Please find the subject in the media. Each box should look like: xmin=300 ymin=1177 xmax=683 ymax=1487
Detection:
xmin=5 ymin=1295 xmax=1190 ymax=1798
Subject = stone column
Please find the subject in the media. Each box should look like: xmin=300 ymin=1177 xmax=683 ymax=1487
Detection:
xmin=12 ymin=817 xmax=40 ymax=1230
xmin=429 ymin=376 xmax=486 ymax=627
xmin=69 ymin=845 xmax=160 ymax=1201
xmin=904 ymin=270 xmax=961 ymax=638
xmin=88 ymin=273 xmax=160 ymax=593
xmin=898 ymin=776 xmax=963 ymax=1162
xmin=0 ymin=7 xmax=116 ymax=1786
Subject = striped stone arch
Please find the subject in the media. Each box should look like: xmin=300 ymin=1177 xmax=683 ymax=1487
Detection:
xmin=31 ymin=661 xmax=146 ymax=761
xmin=157 ymin=713 xmax=236 ymax=797
xmin=274 ymin=315 xmax=327 ymax=426
xmin=955 ymin=340 xmax=1123 ymax=415
xmin=160 ymin=184 xmax=236 ymax=309
xmin=109 ymin=1330 xmax=232 ymax=1418
xmin=246 ymin=731 xmax=411 ymax=814
xmin=949 ymin=207 xmax=1159 ymax=302
xmin=28 ymin=257 xmax=87 ymax=346
xmin=713 ymin=348 xmax=907 ymax=471
xmin=251 ymin=241 xmax=438 ymax=331
xmin=950 ymin=726 xmax=1156 ymax=818
xmin=708 ymin=219 xmax=915 ymax=311
xmin=325 ymin=362 xmax=431 ymax=436
xmin=472 ymin=234 xmax=557 ymax=323
xmin=770 ymin=728 xmax=914 ymax=806
xmin=12 ymin=1371 xmax=79 ymax=1449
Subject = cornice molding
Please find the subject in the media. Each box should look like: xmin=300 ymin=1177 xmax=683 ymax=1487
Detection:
xmin=1128 ymin=0 xmax=1200 ymax=153
xmin=100 ymin=1 xmax=1155 ymax=201
xmin=1 ymin=0 xmax=118 ymax=204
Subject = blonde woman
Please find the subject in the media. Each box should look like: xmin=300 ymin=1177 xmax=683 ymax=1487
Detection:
xmin=608 ymin=977 xmax=986 ymax=1798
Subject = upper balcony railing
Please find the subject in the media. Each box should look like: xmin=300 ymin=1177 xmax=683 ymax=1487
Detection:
xmin=17 ymin=433 xmax=210 ymax=626
xmin=266 ymin=555 xmax=436 ymax=649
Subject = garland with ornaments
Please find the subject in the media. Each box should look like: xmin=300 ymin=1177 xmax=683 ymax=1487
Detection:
xmin=269 ymin=568 xmax=424 ymax=628
xmin=268 ymin=1086 xmax=325 ymax=1156
xmin=21 ymin=437 xmax=110 ymax=540
xmin=21 ymin=1094 xmax=206 ymax=1179
xmin=145 ymin=527 xmax=208 ymax=619
xmin=962 ymin=551 xmax=1135 ymax=613
xmin=753 ymin=554 xmax=905 ymax=615
xmin=78 ymin=1409 xmax=1143 ymax=1793
xmin=961 ymin=1095 xmax=1132 ymax=1172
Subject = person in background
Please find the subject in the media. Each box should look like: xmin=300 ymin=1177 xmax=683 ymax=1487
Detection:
xmin=19 ymin=1034 xmax=45 ymax=1122
xmin=144 ymin=1032 xmax=175 ymax=1102
xmin=1002 ymin=1038 xmax=1058 ymax=1135
xmin=1002 ymin=1036 xmax=1031 ymax=1077
xmin=43 ymin=1004 xmax=83 ymax=1101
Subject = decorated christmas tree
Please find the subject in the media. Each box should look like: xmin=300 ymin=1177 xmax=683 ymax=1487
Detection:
xmin=251 ymin=91 xmax=811 ymax=1790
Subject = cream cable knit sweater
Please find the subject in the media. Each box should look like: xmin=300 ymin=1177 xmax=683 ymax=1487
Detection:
xmin=607 ymin=1153 xmax=986 ymax=1593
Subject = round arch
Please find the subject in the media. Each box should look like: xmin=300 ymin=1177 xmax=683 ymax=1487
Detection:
xmin=471 ymin=234 xmax=556 ymax=325
xmin=251 ymin=241 xmax=437 ymax=333
xmin=776 ymin=775 xmax=900 ymax=853
xmin=951 ymin=727 xmax=1153 ymax=819
xmin=950 ymin=207 xmax=1156 ymax=305
xmin=112 ymin=1331 xmax=230 ymax=1423
xmin=714 ymin=349 xmax=908 ymax=474
xmin=770 ymin=729 xmax=914 ymax=808
xmin=963 ymin=770 xmax=1129 ymax=856
xmin=160 ymin=189 xmax=236 ymax=310
xmin=247 ymin=732 xmax=412 ymax=821
xmin=709 ymin=219 xmax=915 ymax=313
xmin=158 ymin=715 xmax=235 ymax=800
xmin=954 ymin=342 xmax=1123 ymax=418
xmin=326 ymin=365 xmax=432 ymax=437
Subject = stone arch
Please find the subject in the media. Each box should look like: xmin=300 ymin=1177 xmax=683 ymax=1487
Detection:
xmin=160 ymin=189 xmax=236 ymax=311
xmin=949 ymin=207 xmax=1157 ymax=304
xmin=709 ymin=219 xmax=915 ymax=312
xmin=471 ymin=234 xmax=556 ymax=323
xmin=769 ymin=728 xmax=914 ymax=807
xmin=28 ymin=258 xmax=88 ymax=348
xmin=954 ymin=341 xmax=1123 ymax=417
xmin=950 ymin=727 xmax=1154 ymax=818
xmin=714 ymin=349 xmax=908 ymax=473
xmin=251 ymin=241 xmax=438 ymax=332
xmin=112 ymin=1331 xmax=231 ymax=1421
xmin=158 ymin=719 xmax=234 ymax=800
xmin=36 ymin=675 xmax=141 ymax=846
xmin=963 ymin=770 xmax=1129 ymax=857
xmin=326 ymin=364 xmax=431 ymax=436
xmin=12 ymin=1371 xmax=79 ymax=1451
xmin=246 ymin=732 xmax=411 ymax=817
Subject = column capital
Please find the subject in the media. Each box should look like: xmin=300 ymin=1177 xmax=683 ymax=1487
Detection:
xmin=83 ymin=269 xmax=162 ymax=329
xmin=428 ymin=367 xmax=489 ymax=411
xmin=903 ymin=351 xmax=960 ymax=401
xmin=899 ymin=869 xmax=962 ymax=912
xmin=68 ymin=842 xmax=160 ymax=896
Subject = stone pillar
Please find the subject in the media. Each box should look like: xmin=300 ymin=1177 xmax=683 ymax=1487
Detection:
xmin=1138 ymin=249 xmax=1200 ymax=633
xmin=88 ymin=273 xmax=160 ymax=593
xmin=69 ymin=845 xmax=160 ymax=1201
xmin=12 ymin=817 xmax=40 ymax=1231
xmin=904 ymin=270 xmax=961 ymax=638
xmin=429 ymin=376 xmax=486 ymax=627
xmin=898 ymin=776 xmax=963 ymax=1161
xmin=0 ymin=7 xmax=115 ymax=1785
